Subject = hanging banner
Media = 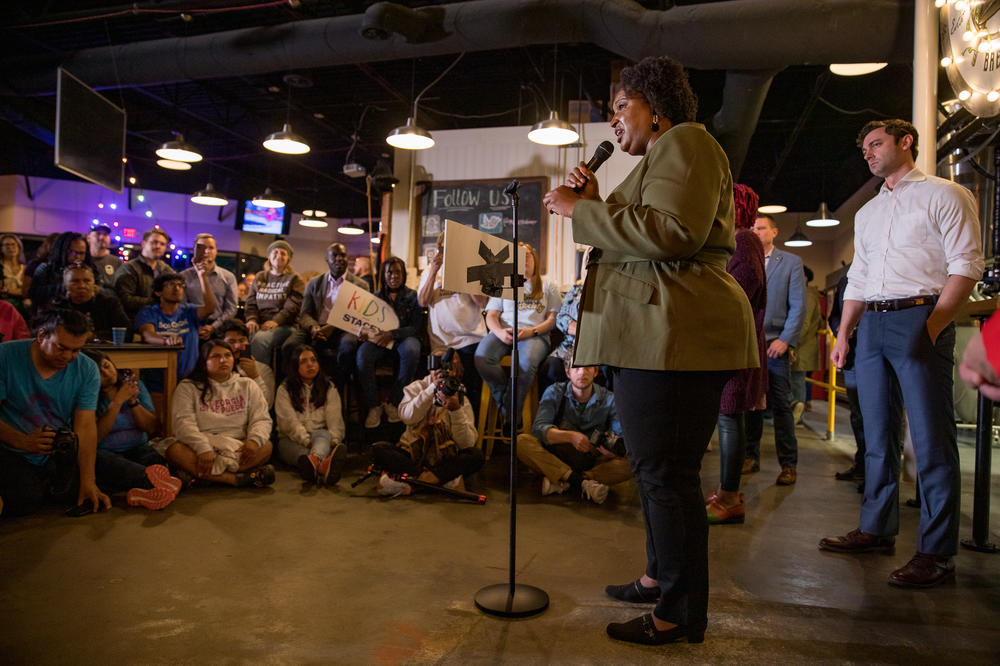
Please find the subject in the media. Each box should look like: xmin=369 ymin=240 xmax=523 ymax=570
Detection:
xmin=441 ymin=218 xmax=527 ymax=300
xmin=327 ymin=281 xmax=400 ymax=347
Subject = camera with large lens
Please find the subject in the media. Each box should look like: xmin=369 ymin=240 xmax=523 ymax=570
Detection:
xmin=433 ymin=375 xmax=466 ymax=406
xmin=45 ymin=427 xmax=79 ymax=497
xmin=589 ymin=429 xmax=626 ymax=457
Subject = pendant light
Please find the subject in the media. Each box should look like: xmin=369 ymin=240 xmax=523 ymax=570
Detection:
xmin=784 ymin=228 xmax=813 ymax=247
xmin=298 ymin=208 xmax=328 ymax=228
xmin=264 ymin=74 xmax=311 ymax=155
xmin=156 ymin=159 xmax=192 ymax=171
xmin=263 ymin=123 xmax=310 ymax=155
xmin=252 ymin=188 xmax=284 ymax=208
xmin=190 ymin=183 xmax=228 ymax=206
xmin=528 ymin=45 xmax=579 ymax=146
xmin=829 ymin=63 xmax=888 ymax=76
xmin=386 ymin=53 xmax=465 ymax=151
xmin=758 ymin=204 xmax=787 ymax=214
xmin=806 ymin=202 xmax=840 ymax=227
xmin=337 ymin=221 xmax=365 ymax=235
xmin=155 ymin=133 xmax=202 ymax=163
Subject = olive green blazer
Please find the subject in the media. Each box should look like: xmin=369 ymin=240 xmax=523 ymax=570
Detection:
xmin=571 ymin=122 xmax=759 ymax=372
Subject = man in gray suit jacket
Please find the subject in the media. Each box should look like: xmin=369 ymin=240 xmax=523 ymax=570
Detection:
xmin=744 ymin=214 xmax=807 ymax=485
xmin=285 ymin=243 xmax=370 ymax=388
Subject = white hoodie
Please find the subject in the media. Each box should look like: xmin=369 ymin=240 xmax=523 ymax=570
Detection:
xmin=274 ymin=381 xmax=344 ymax=447
xmin=171 ymin=374 xmax=272 ymax=455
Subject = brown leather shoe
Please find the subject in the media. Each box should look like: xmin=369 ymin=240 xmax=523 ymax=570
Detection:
xmin=819 ymin=528 xmax=895 ymax=553
xmin=776 ymin=466 xmax=796 ymax=485
xmin=741 ymin=458 xmax=759 ymax=474
xmin=888 ymin=553 xmax=955 ymax=588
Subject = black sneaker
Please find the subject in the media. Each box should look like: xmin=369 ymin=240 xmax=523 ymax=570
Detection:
xmin=237 ymin=464 xmax=276 ymax=488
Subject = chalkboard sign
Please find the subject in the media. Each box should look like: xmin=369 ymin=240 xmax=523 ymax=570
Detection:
xmin=417 ymin=177 xmax=549 ymax=272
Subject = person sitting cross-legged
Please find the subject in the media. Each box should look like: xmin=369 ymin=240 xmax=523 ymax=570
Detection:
xmin=517 ymin=354 xmax=630 ymax=505
xmin=84 ymin=350 xmax=181 ymax=510
xmin=372 ymin=349 xmax=483 ymax=497
xmin=154 ymin=340 xmax=274 ymax=488
xmin=275 ymin=345 xmax=347 ymax=485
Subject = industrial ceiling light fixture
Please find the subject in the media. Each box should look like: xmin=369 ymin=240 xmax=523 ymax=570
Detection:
xmin=155 ymin=133 xmax=202 ymax=163
xmin=829 ymin=63 xmax=888 ymax=76
xmin=805 ymin=201 xmax=839 ymax=227
xmin=784 ymin=227 xmax=813 ymax=247
xmin=190 ymin=183 xmax=228 ymax=206
xmin=528 ymin=45 xmax=579 ymax=146
xmin=252 ymin=187 xmax=285 ymax=208
xmin=337 ymin=221 xmax=365 ymax=235
xmin=758 ymin=204 xmax=788 ymax=214
xmin=156 ymin=159 xmax=192 ymax=171
xmin=264 ymin=73 xmax=312 ymax=155
xmin=299 ymin=207 xmax=329 ymax=228
xmin=386 ymin=53 xmax=465 ymax=150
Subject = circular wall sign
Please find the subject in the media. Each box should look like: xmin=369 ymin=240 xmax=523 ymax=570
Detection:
xmin=942 ymin=1 xmax=1000 ymax=117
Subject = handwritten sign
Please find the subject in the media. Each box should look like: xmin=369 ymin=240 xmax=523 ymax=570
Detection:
xmin=441 ymin=219 xmax=526 ymax=300
xmin=327 ymin=281 xmax=400 ymax=347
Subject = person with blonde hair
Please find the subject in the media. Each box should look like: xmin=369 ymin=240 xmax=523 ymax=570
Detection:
xmin=474 ymin=242 xmax=560 ymax=430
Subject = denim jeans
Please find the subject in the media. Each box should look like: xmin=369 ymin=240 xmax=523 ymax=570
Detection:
xmin=250 ymin=325 xmax=294 ymax=365
xmin=474 ymin=332 xmax=550 ymax=422
xmin=356 ymin=336 xmax=422 ymax=409
xmin=745 ymin=351 xmax=797 ymax=468
xmin=95 ymin=444 xmax=166 ymax=493
xmin=613 ymin=368 xmax=729 ymax=629
xmin=276 ymin=429 xmax=334 ymax=467
xmin=717 ymin=412 xmax=747 ymax=492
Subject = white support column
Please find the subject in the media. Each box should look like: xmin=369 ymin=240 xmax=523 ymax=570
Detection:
xmin=913 ymin=0 xmax=938 ymax=175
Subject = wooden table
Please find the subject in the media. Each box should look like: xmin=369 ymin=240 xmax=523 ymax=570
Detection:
xmin=85 ymin=343 xmax=180 ymax=434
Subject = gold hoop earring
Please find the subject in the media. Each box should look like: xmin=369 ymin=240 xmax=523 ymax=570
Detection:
xmin=651 ymin=115 xmax=660 ymax=132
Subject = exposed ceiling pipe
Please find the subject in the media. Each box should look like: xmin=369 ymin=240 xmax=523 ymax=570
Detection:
xmin=6 ymin=0 xmax=911 ymax=94
xmin=710 ymin=69 xmax=779 ymax=179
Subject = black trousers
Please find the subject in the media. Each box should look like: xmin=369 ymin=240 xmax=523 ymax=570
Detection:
xmin=613 ymin=368 xmax=729 ymax=628
xmin=371 ymin=441 xmax=484 ymax=484
xmin=0 ymin=447 xmax=78 ymax=517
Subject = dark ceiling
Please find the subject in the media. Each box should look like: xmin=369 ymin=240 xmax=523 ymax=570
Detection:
xmin=0 ymin=0 xmax=933 ymax=220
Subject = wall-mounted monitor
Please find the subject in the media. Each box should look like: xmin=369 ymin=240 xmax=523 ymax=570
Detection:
xmin=54 ymin=67 xmax=126 ymax=193
xmin=235 ymin=199 xmax=290 ymax=235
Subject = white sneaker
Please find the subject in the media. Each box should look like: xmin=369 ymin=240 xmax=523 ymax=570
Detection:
xmin=541 ymin=477 xmax=569 ymax=496
xmin=383 ymin=402 xmax=401 ymax=423
xmin=364 ymin=405 xmax=383 ymax=429
xmin=443 ymin=476 xmax=464 ymax=491
xmin=377 ymin=473 xmax=410 ymax=498
xmin=581 ymin=479 xmax=610 ymax=505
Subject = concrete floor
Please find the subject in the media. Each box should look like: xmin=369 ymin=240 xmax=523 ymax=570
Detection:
xmin=1 ymin=406 xmax=999 ymax=665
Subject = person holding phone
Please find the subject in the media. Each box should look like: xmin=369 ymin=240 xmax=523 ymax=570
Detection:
xmin=83 ymin=350 xmax=180 ymax=510
xmin=179 ymin=234 xmax=238 ymax=340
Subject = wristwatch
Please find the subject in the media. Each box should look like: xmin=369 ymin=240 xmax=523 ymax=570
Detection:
xmin=127 ymin=399 xmax=140 ymax=408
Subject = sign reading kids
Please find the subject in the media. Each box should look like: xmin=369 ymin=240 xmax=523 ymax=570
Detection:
xmin=328 ymin=281 xmax=400 ymax=348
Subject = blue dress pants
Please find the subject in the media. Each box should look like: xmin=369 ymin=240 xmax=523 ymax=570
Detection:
xmin=855 ymin=305 xmax=959 ymax=556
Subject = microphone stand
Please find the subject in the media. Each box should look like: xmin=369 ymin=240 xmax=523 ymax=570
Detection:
xmin=474 ymin=179 xmax=550 ymax=617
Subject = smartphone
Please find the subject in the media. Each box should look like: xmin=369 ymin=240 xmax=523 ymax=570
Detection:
xmin=194 ymin=242 xmax=206 ymax=263
xmin=65 ymin=503 xmax=94 ymax=518
xmin=118 ymin=368 xmax=133 ymax=383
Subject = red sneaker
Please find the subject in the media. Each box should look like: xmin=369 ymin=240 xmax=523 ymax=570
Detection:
xmin=145 ymin=464 xmax=182 ymax=494
xmin=127 ymin=486 xmax=177 ymax=510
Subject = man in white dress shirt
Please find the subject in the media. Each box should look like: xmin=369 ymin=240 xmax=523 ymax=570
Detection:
xmin=821 ymin=119 xmax=984 ymax=588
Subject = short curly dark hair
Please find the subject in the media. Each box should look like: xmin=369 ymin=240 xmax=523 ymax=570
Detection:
xmin=856 ymin=119 xmax=919 ymax=159
xmin=619 ymin=56 xmax=698 ymax=125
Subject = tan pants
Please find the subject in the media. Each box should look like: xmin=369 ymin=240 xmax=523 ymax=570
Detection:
xmin=517 ymin=434 xmax=632 ymax=485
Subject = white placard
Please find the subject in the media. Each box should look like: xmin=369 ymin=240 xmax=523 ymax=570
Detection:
xmin=440 ymin=219 xmax=526 ymax=300
xmin=327 ymin=281 xmax=400 ymax=347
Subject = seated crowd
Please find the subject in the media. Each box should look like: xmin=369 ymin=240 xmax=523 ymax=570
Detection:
xmin=0 ymin=204 xmax=787 ymax=518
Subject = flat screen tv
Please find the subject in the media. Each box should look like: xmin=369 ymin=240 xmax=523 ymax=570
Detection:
xmin=54 ymin=67 xmax=126 ymax=193
xmin=235 ymin=199 xmax=290 ymax=235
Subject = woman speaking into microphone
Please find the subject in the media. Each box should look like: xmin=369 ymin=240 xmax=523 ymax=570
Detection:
xmin=543 ymin=56 xmax=757 ymax=647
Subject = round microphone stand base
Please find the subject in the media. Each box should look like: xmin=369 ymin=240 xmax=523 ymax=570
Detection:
xmin=474 ymin=583 xmax=549 ymax=618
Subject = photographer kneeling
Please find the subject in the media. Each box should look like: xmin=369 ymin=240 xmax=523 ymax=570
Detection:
xmin=372 ymin=349 xmax=483 ymax=498
xmin=517 ymin=354 xmax=630 ymax=505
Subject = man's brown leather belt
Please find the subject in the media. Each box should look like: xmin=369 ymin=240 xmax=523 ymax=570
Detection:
xmin=865 ymin=295 xmax=938 ymax=312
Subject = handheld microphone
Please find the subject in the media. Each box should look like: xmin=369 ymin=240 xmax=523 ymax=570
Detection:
xmin=573 ymin=140 xmax=615 ymax=192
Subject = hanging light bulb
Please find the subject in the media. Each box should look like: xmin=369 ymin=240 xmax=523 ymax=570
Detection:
xmin=805 ymin=202 xmax=839 ymax=228
xmin=190 ymin=183 xmax=229 ymax=206
xmin=386 ymin=117 xmax=435 ymax=150
xmin=252 ymin=188 xmax=285 ymax=208
xmin=263 ymin=123 xmax=310 ymax=154
xmin=155 ymin=134 xmax=202 ymax=162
